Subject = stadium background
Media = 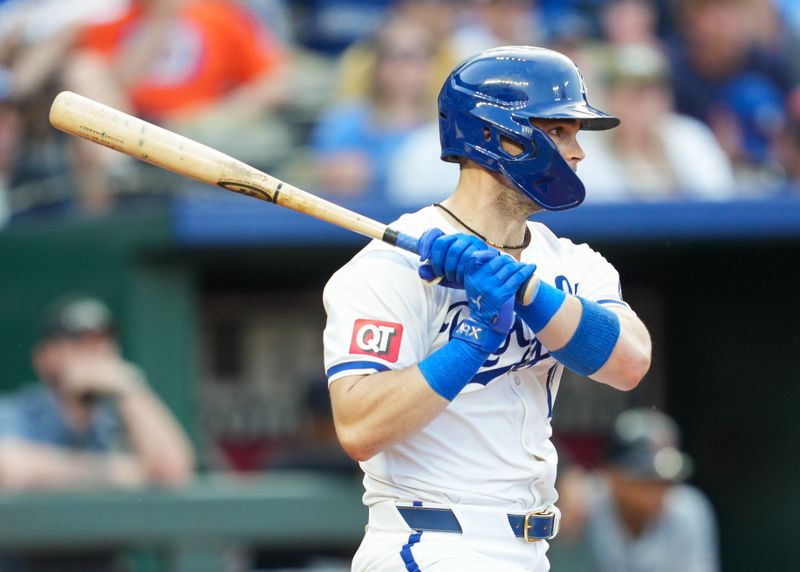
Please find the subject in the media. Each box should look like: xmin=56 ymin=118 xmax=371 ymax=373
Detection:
xmin=1 ymin=0 xmax=799 ymax=570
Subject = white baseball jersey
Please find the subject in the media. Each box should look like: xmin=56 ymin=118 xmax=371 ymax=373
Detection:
xmin=323 ymin=206 xmax=628 ymax=512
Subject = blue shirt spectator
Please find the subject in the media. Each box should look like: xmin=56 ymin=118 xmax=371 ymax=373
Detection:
xmin=668 ymin=0 xmax=798 ymax=176
xmin=0 ymin=384 xmax=119 ymax=453
xmin=0 ymin=295 xmax=193 ymax=492
xmin=310 ymin=16 xmax=438 ymax=201
xmin=312 ymin=102 xmax=420 ymax=199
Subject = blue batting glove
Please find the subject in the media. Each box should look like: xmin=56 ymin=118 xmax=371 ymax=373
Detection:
xmin=418 ymin=231 xmax=489 ymax=287
xmin=464 ymin=250 xmax=536 ymax=330
xmin=417 ymin=227 xmax=445 ymax=261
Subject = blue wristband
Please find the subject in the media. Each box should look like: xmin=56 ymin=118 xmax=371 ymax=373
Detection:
xmin=418 ymin=323 xmax=495 ymax=400
xmin=515 ymin=281 xmax=567 ymax=332
xmin=551 ymin=297 xmax=621 ymax=376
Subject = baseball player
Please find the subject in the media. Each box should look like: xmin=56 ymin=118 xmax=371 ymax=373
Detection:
xmin=323 ymin=46 xmax=652 ymax=571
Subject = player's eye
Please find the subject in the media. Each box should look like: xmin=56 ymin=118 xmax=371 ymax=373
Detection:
xmin=549 ymin=127 xmax=562 ymax=137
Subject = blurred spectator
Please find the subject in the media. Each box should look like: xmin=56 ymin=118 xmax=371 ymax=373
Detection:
xmin=776 ymin=0 xmax=800 ymax=32
xmin=291 ymin=0 xmax=394 ymax=55
xmin=0 ymin=0 xmax=127 ymax=223
xmin=565 ymin=0 xmax=665 ymax=122
xmin=386 ymin=122 xmax=458 ymax=206
xmin=669 ymin=0 xmax=798 ymax=190
xmin=62 ymin=0 xmax=290 ymax=213
xmin=0 ymin=295 xmax=194 ymax=571
xmin=239 ymin=0 xmax=293 ymax=45
xmin=312 ymin=16 xmax=438 ymax=199
xmin=0 ymin=0 xmax=127 ymax=100
xmin=0 ymin=295 xmax=194 ymax=491
xmin=579 ymin=45 xmax=736 ymax=201
xmin=602 ymin=0 xmax=662 ymax=49
xmin=451 ymin=0 xmax=541 ymax=61
xmin=552 ymin=408 xmax=720 ymax=572
xmin=774 ymin=106 xmax=800 ymax=187
xmin=334 ymin=0 xmax=460 ymax=103
xmin=0 ymin=101 xmax=17 ymax=226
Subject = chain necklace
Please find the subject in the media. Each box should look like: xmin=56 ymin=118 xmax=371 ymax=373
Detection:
xmin=433 ymin=203 xmax=531 ymax=250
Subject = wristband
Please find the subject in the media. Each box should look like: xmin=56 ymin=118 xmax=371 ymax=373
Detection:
xmin=418 ymin=314 xmax=508 ymax=400
xmin=418 ymin=338 xmax=490 ymax=401
xmin=551 ymin=297 xmax=620 ymax=376
xmin=515 ymin=280 xmax=567 ymax=332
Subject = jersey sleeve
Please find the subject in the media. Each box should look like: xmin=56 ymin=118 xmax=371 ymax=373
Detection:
xmin=323 ymin=248 xmax=435 ymax=384
xmin=569 ymin=242 xmax=630 ymax=310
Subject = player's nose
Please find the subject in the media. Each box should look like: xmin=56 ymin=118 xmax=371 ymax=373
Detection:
xmin=567 ymin=138 xmax=585 ymax=170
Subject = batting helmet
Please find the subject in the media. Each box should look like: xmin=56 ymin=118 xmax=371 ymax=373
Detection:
xmin=438 ymin=46 xmax=620 ymax=211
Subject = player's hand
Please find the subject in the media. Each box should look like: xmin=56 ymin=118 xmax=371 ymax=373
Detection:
xmin=464 ymin=250 xmax=536 ymax=332
xmin=59 ymin=354 xmax=145 ymax=401
xmin=417 ymin=229 xmax=489 ymax=287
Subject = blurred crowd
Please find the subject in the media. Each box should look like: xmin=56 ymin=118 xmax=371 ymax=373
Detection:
xmin=1 ymin=0 xmax=800 ymax=227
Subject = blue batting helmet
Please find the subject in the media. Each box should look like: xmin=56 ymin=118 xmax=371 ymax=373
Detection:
xmin=438 ymin=46 xmax=620 ymax=211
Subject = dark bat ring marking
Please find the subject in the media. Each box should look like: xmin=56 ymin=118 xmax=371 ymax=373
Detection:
xmin=218 ymin=180 xmax=278 ymax=203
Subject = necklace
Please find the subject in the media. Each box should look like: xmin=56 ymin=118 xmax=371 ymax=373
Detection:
xmin=433 ymin=203 xmax=531 ymax=250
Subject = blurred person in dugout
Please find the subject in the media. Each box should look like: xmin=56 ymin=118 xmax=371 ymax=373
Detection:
xmin=0 ymin=296 xmax=194 ymax=490
xmin=550 ymin=408 xmax=720 ymax=572
xmin=0 ymin=296 xmax=193 ymax=571
xmin=61 ymin=0 xmax=290 ymax=214
xmin=577 ymin=44 xmax=737 ymax=202
xmin=312 ymin=16 xmax=439 ymax=199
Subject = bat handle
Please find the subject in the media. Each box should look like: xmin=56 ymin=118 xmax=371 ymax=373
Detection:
xmin=386 ymin=229 xmax=421 ymax=256
xmin=384 ymin=228 xmax=444 ymax=285
xmin=517 ymin=276 xmax=538 ymax=306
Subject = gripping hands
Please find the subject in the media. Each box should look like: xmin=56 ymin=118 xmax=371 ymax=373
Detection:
xmin=417 ymin=229 xmax=535 ymax=352
xmin=455 ymin=251 xmax=535 ymax=351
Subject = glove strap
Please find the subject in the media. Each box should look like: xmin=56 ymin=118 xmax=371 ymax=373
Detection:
xmin=452 ymin=317 xmax=507 ymax=353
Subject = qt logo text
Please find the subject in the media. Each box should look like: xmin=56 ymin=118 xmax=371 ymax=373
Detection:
xmin=349 ymin=319 xmax=404 ymax=362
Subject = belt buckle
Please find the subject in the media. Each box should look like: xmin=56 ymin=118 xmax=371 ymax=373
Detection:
xmin=523 ymin=509 xmax=559 ymax=543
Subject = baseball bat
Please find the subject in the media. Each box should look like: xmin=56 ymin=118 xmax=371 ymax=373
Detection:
xmin=48 ymin=91 xmax=537 ymax=304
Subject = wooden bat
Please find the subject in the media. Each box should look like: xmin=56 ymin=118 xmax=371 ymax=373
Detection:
xmin=48 ymin=91 xmax=537 ymax=303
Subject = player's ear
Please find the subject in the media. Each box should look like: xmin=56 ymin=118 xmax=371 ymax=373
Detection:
xmin=500 ymin=135 xmax=524 ymax=157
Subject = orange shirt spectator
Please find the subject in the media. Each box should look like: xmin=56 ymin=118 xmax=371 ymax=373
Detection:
xmin=78 ymin=0 xmax=285 ymax=120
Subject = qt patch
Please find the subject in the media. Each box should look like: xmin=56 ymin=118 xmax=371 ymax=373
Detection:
xmin=349 ymin=319 xmax=404 ymax=362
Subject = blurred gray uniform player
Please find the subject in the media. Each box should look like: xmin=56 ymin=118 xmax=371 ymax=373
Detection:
xmin=323 ymin=47 xmax=652 ymax=571
xmin=585 ymin=409 xmax=720 ymax=572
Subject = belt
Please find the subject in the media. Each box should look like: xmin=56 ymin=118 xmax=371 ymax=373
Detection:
xmin=396 ymin=505 xmax=559 ymax=542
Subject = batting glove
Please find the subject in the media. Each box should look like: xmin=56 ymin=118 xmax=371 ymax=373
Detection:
xmin=446 ymin=251 xmax=534 ymax=353
xmin=417 ymin=229 xmax=489 ymax=288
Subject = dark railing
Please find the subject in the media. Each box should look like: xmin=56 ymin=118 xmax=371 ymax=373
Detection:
xmin=0 ymin=472 xmax=365 ymax=572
